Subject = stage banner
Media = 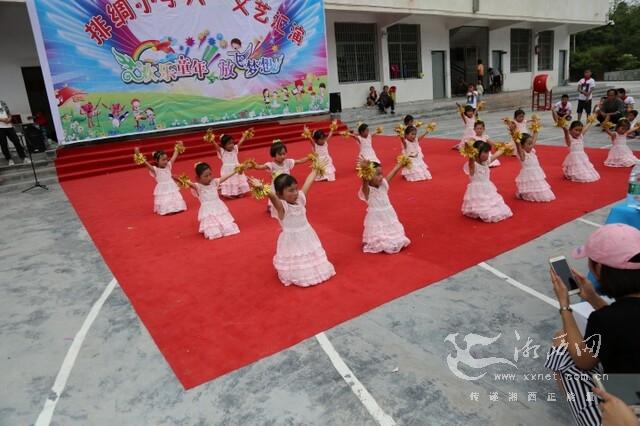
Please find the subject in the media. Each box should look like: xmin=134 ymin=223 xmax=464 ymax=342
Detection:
xmin=27 ymin=0 xmax=328 ymax=144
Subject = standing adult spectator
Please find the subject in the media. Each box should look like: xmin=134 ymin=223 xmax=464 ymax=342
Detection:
xmin=577 ymin=69 xmax=596 ymax=122
xmin=597 ymin=89 xmax=626 ymax=125
xmin=545 ymin=224 xmax=640 ymax=426
xmin=488 ymin=67 xmax=502 ymax=93
xmin=377 ymin=85 xmax=395 ymax=114
xmin=476 ymin=59 xmax=485 ymax=87
xmin=0 ymin=100 xmax=29 ymax=166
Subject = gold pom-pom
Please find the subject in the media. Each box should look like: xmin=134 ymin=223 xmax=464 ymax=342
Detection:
xmin=301 ymin=126 xmax=313 ymax=140
xmin=307 ymin=152 xmax=319 ymax=162
xmin=243 ymin=128 xmax=255 ymax=140
xmin=587 ymin=114 xmax=597 ymax=124
xmin=234 ymin=163 xmax=247 ymax=174
xmin=176 ymin=173 xmax=191 ymax=188
xmin=174 ymin=141 xmax=186 ymax=154
xmin=602 ymin=121 xmax=615 ymax=130
xmin=395 ymin=124 xmax=406 ymax=138
xmin=249 ymin=179 xmax=271 ymax=200
xmin=457 ymin=104 xmax=465 ymax=114
xmin=133 ymin=152 xmax=146 ymax=165
xmin=510 ymin=130 xmax=522 ymax=143
xmin=375 ymin=126 xmax=384 ymax=135
xmin=311 ymin=158 xmax=326 ymax=177
xmin=425 ymin=122 xmax=437 ymax=133
xmin=459 ymin=140 xmax=479 ymax=159
xmin=477 ymin=101 xmax=486 ymax=111
xmin=528 ymin=118 xmax=543 ymax=133
xmin=555 ymin=116 xmax=568 ymax=128
xmin=415 ymin=120 xmax=424 ymax=128
xmin=502 ymin=117 xmax=513 ymax=127
xmin=242 ymin=159 xmax=258 ymax=170
xmin=356 ymin=121 xmax=364 ymax=129
xmin=356 ymin=161 xmax=377 ymax=181
xmin=203 ymin=128 xmax=215 ymax=144
xmin=397 ymin=154 xmax=412 ymax=169
xmin=340 ymin=130 xmax=351 ymax=137
xmin=494 ymin=142 xmax=514 ymax=156
xmin=329 ymin=120 xmax=338 ymax=132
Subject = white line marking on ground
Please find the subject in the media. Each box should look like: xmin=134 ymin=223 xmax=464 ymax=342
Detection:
xmin=35 ymin=278 xmax=118 ymax=426
xmin=576 ymin=218 xmax=602 ymax=228
xmin=600 ymin=144 xmax=612 ymax=149
xmin=478 ymin=262 xmax=559 ymax=309
xmin=315 ymin=332 xmax=396 ymax=426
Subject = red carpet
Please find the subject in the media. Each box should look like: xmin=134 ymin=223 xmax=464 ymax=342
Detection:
xmin=59 ymin=135 xmax=631 ymax=389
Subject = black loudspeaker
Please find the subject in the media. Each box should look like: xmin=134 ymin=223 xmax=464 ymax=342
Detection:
xmin=329 ymin=92 xmax=342 ymax=113
xmin=22 ymin=124 xmax=46 ymax=153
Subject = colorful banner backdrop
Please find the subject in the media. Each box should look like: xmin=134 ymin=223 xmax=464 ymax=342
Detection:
xmin=28 ymin=0 xmax=328 ymax=144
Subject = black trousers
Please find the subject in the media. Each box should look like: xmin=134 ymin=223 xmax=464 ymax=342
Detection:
xmin=377 ymin=98 xmax=395 ymax=112
xmin=0 ymin=127 xmax=25 ymax=160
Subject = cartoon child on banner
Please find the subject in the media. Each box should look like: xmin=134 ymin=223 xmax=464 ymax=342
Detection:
xmin=292 ymin=80 xmax=305 ymax=112
xmin=282 ymin=87 xmax=290 ymax=114
xmin=104 ymin=103 xmax=129 ymax=133
xmin=131 ymin=99 xmax=146 ymax=131
xmin=271 ymin=89 xmax=280 ymax=110
xmin=80 ymin=101 xmax=98 ymax=128
xmin=319 ymin=83 xmax=327 ymax=108
xmin=262 ymin=89 xmax=271 ymax=114
xmin=145 ymin=107 xmax=156 ymax=129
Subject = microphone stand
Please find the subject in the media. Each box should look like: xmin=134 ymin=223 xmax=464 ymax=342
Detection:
xmin=20 ymin=125 xmax=48 ymax=193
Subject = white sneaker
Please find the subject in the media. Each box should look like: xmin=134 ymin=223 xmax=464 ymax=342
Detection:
xmin=23 ymin=157 xmax=31 ymax=164
xmin=7 ymin=159 xmax=15 ymax=166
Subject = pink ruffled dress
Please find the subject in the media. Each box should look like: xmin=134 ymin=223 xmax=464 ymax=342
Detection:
xmin=515 ymin=149 xmax=556 ymax=202
xmin=218 ymin=146 xmax=250 ymax=197
xmin=357 ymin=135 xmax=380 ymax=163
xmin=605 ymin=133 xmax=638 ymax=167
xmin=193 ymin=181 xmax=239 ymax=239
xmin=359 ymin=179 xmax=410 ymax=253
xmin=313 ymin=142 xmax=336 ymax=181
xmin=462 ymin=160 xmax=513 ymax=222
xmin=151 ymin=163 xmax=187 ymax=215
xmin=272 ymin=192 xmax=335 ymax=286
xmin=401 ymin=139 xmax=432 ymax=181
xmin=562 ymin=135 xmax=600 ymax=182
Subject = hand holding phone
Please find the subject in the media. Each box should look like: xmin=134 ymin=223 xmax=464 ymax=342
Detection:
xmin=550 ymin=256 xmax=580 ymax=296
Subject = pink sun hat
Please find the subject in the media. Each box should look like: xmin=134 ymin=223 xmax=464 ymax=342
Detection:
xmin=572 ymin=224 xmax=640 ymax=270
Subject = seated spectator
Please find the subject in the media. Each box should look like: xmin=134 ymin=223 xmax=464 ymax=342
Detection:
xmin=597 ymin=89 xmax=626 ymax=125
xmin=554 ymin=94 xmax=573 ymax=121
xmin=626 ymin=110 xmax=639 ymax=138
xmin=545 ymin=224 xmax=640 ymax=426
xmin=618 ymin=88 xmax=635 ymax=112
xmin=366 ymin=86 xmax=378 ymax=107
xmin=377 ymin=85 xmax=395 ymax=114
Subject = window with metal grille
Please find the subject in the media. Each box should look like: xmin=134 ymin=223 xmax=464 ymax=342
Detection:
xmin=335 ymin=23 xmax=379 ymax=83
xmin=510 ymin=28 xmax=532 ymax=72
xmin=537 ymin=31 xmax=554 ymax=71
xmin=387 ymin=24 xmax=421 ymax=80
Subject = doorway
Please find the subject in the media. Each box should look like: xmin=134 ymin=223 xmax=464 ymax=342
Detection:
xmin=558 ymin=50 xmax=567 ymax=86
xmin=449 ymin=26 xmax=488 ymax=95
xmin=431 ymin=51 xmax=446 ymax=99
xmin=21 ymin=66 xmax=57 ymax=142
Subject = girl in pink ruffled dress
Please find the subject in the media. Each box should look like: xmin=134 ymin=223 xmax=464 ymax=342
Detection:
xmin=514 ymin=131 xmax=555 ymax=202
xmin=135 ymin=146 xmax=187 ymax=215
xmin=181 ymin=162 xmax=240 ymax=239
xmin=358 ymin=159 xmax=411 ymax=254
xmin=211 ymin=130 xmax=252 ymax=198
xmin=345 ymin=123 xmax=380 ymax=163
xmin=310 ymin=129 xmax=336 ymax=181
xmin=552 ymin=112 xmax=600 ymax=182
xmin=399 ymin=125 xmax=432 ymax=181
xmin=249 ymin=168 xmax=335 ymax=287
xmin=603 ymin=118 xmax=639 ymax=167
xmin=462 ymin=141 xmax=513 ymax=222
xmin=472 ymin=120 xmax=501 ymax=167
xmin=454 ymin=104 xmax=477 ymax=150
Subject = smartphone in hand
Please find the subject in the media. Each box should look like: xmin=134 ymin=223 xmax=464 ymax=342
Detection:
xmin=550 ymin=256 xmax=580 ymax=296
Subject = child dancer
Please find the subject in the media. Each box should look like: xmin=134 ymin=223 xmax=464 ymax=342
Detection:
xmin=248 ymin=168 xmax=335 ymax=287
xmin=344 ymin=123 xmax=380 ymax=163
xmin=254 ymin=140 xmax=311 ymax=180
xmin=310 ymin=129 xmax=336 ymax=181
xmin=462 ymin=141 xmax=512 ymax=222
xmin=552 ymin=111 xmax=600 ymax=182
xmin=455 ymin=104 xmax=476 ymax=150
xmin=134 ymin=146 xmax=187 ymax=215
xmin=603 ymin=118 xmax=639 ymax=167
xmin=180 ymin=162 xmax=240 ymax=239
xmin=358 ymin=159 xmax=411 ymax=253
xmin=399 ymin=125 xmax=432 ymax=181
xmin=472 ymin=120 xmax=501 ymax=167
xmin=514 ymin=131 xmax=556 ymax=202
xmin=210 ymin=129 xmax=253 ymax=198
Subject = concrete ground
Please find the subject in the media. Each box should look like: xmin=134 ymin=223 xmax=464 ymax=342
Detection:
xmin=0 ymin=99 xmax=633 ymax=425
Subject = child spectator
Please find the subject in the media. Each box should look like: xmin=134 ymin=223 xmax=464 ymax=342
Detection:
xmin=366 ymin=86 xmax=378 ymax=107
xmin=553 ymin=94 xmax=572 ymax=121
xmin=577 ymin=69 xmax=596 ymax=122
xmin=618 ymin=88 xmax=635 ymax=111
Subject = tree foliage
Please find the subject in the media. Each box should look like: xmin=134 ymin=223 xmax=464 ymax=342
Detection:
xmin=571 ymin=0 xmax=640 ymax=79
